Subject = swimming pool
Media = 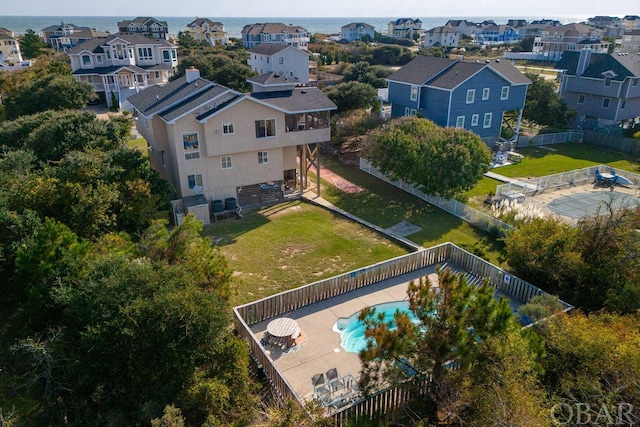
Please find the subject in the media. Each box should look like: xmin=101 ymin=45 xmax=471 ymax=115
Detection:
xmin=333 ymin=301 xmax=418 ymax=354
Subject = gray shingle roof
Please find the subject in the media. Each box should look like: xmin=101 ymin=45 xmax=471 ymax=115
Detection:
xmin=72 ymin=65 xmax=148 ymax=76
xmin=388 ymin=56 xmax=530 ymax=88
xmin=428 ymin=61 xmax=484 ymax=89
xmin=386 ymin=56 xmax=457 ymax=85
xmin=247 ymin=43 xmax=290 ymax=55
xmin=248 ymin=72 xmax=299 ymax=86
xmin=127 ymin=76 xmax=217 ymax=116
xmin=159 ymin=85 xmax=234 ymax=122
xmin=250 ymin=87 xmax=337 ymax=113
xmin=341 ymin=22 xmax=375 ymax=30
xmin=242 ymin=23 xmax=308 ymax=35
xmin=556 ymin=51 xmax=640 ymax=80
xmin=68 ymin=32 xmax=175 ymax=55
xmin=186 ymin=18 xmax=224 ymax=28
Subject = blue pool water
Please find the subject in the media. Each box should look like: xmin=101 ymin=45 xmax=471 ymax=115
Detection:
xmin=333 ymin=301 xmax=418 ymax=354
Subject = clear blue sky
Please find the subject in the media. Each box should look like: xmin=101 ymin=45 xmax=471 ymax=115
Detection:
xmin=3 ymin=0 xmax=638 ymax=17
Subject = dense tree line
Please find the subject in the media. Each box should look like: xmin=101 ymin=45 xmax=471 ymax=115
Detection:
xmin=0 ymin=69 xmax=256 ymax=425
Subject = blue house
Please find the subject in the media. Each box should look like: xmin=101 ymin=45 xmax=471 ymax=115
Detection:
xmin=475 ymin=25 xmax=520 ymax=45
xmin=385 ymin=56 xmax=531 ymax=143
xmin=556 ymin=49 xmax=640 ymax=130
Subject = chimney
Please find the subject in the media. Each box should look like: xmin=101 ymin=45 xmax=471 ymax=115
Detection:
xmin=185 ymin=66 xmax=200 ymax=83
xmin=576 ymin=48 xmax=592 ymax=76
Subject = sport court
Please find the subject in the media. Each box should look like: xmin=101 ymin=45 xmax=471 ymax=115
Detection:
xmin=546 ymin=189 xmax=640 ymax=219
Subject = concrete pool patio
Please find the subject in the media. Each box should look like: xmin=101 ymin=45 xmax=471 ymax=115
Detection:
xmin=249 ymin=266 xmax=440 ymax=401
xmin=234 ymin=243 xmax=572 ymax=422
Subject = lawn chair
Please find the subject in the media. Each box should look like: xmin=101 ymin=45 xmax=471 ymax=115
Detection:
xmin=326 ymin=368 xmax=345 ymax=391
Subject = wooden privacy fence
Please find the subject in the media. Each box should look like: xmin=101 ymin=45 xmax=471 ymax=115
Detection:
xmin=584 ymin=130 xmax=640 ymax=156
xmin=233 ymin=243 xmax=573 ymax=425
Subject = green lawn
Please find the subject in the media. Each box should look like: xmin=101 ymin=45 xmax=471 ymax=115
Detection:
xmin=128 ymin=136 xmax=148 ymax=157
xmin=202 ymin=200 xmax=408 ymax=305
xmin=318 ymin=157 xmax=505 ymax=265
xmin=463 ymin=143 xmax=640 ymax=204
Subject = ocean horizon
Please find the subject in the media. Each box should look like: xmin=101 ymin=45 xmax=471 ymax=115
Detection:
xmin=0 ymin=15 xmax=590 ymax=38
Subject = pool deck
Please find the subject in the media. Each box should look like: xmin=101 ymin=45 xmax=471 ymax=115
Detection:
xmin=249 ymin=264 xmax=524 ymax=402
xmin=249 ymin=266 xmax=439 ymax=401
xmin=528 ymin=182 xmax=639 ymax=221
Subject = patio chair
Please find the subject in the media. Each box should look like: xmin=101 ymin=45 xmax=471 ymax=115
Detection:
xmin=326 ymin=368 xmax=345 ymax=391
xmin=312 ymin=373 xmax=331 ymax=404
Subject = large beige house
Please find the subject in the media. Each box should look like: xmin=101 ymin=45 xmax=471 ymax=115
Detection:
xmin=127 ymin=67 xmax=336 ymax=223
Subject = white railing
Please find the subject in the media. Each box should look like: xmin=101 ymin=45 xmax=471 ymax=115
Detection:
xmin=517 ymin=131 xmax=583 ymax=147
xmin=360 ymin=158 xmax=513 ymax=236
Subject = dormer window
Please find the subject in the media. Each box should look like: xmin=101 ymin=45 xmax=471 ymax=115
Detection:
xmin=82 ymin=55 xmax=91 ymax=66
xmin=604 ymin=77 xmax=611 ymax=87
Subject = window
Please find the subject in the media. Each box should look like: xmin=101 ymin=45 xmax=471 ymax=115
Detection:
xmin=482 ymin=88 xmax=490 ymax=100
xmin=187 ymin=174 xmax=203 ymax=189
xmin=500 ymin=86 xmax=509 ymax=100
xmin=172 ymin=50 xmax=176 ymax=59
xmin=82 ymin=55 xmax=91 ymax=65
xmin=162 ymin=50 xmax=170 ymax=62
xmin=278 ymin=56 xmax=284 ymax=64
xmin=471 ymin=114 xmax=479 ymax=126
xmin=160 ymin=151 xmax=166 ymax=167
xmin=456 ymin=116 xmax=465 ymax=128
xmin=410 ymin=85 xmax=418 ymax=101
xmin=405 ymin=107 xmax=411 ymax=116
xmin=183 ymin=133 xmax=200 ymax=160
xmin=266 ymin=57 xmax=270 ymax=64
xmin=632 ymin=78 xmax=638 ymax=87
xmin=466 ymin=89 xmax=475 ymax=104
xmin=409 ymin=108 xmax=417 ymax=116
xmin=105 ymin=50 xmax=111 ymax=59
xmin=96 ymin=56 xmax=103 ymax=63
xmin=258 ymin=151 xmax=268 ymax=164
xmin=602 ymin=98 xmax=610 ymax=108
xmin=222 ymin=122 xmax=234 ymax=134
xmin=578 ymin=94 xmax=585 ymax=104
xmin=483 ymin=113 xmax=492 ymax=128
xmin=221 ymin=156 xmax=232 ymax=169
xmin=154 ymin=71 xmax=160 ymax=79
xmin=115 ymin=44 xmax=124 ymax=59
xmin=138 ymin=47 xmax=153 ymax=60
xmin=621 ymin=99 xmax=626 ymax=109
xmin=255 ymin=119 xmax=276 ymax=138
xmin=604 ymin=77 xmax=611 ymax=87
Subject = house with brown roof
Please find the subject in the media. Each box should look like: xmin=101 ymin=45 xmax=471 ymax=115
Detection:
xmin=117 ymin=17 xmax=169 ymax=40
xmin=183 ymin=18 xmax=228 ymax=46
xmin=383 ymin=56 xmax=531 ymax=143
xmin=69 ymin=33 xmax=178 ymax=109
xmin=127 ymin=67 xmax=336 ymax=222
xmin=617 ymin=30 xmax=640 ymax=54
xmin=241 ymin=23 xmax=309 ymax=50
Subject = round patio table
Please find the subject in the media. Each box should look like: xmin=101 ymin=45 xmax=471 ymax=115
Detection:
xmin=267 ymin=317 xmax=300 ymax=338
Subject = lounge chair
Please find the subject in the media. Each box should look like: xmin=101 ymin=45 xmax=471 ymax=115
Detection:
xmin=326 ymin=368 xmax=345 ymax=391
